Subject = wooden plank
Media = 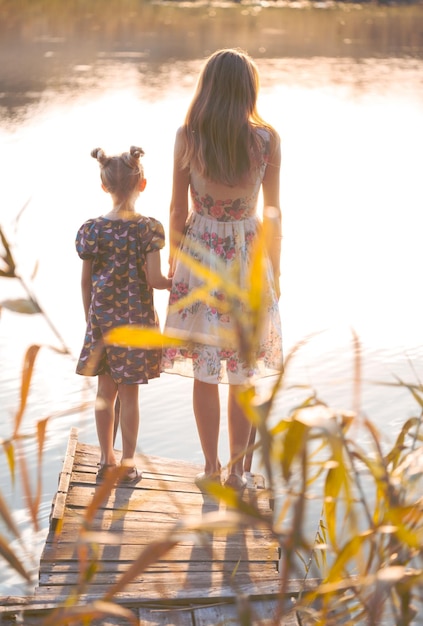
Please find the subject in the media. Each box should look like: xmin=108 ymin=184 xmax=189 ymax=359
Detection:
xmin=193 ymin=599 xmax=299 ymax=625
xmin=50 ymin=519 xmax=277 ymax=546
xmin=38 ymin=563 xmax=280 ymax=586
xmin=39 ymin=540 xmax=279 ymax=563
xmin=39 ymin=559 xmax=278 ymax=576
xmin=37 ymin=563 xmax=280 ymax=584
xmin=34 ymin=579 xmax=284 ymax=603
xmin=49 ymin=427 xmax=78 ymax=530
xmin=85 ymin=618 xmax=138 ymax=626
xmin=74 ymin=444 xmax=205 ymax=476
xmin=138 ymin=606 xmax=194 ymax=625
xmin=46 ymin=507 xmax=274 ymax=539
xmin=0 ymin=601 xmax=299 ymax=626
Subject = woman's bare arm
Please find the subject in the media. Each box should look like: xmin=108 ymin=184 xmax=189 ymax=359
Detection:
xmin=168 ymin=127 xmax=190 ymax=275
xmin=262 ymin=132 xmax=282 ymax=297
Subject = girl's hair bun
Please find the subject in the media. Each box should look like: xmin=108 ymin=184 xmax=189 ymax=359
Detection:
xmin=91 ymin=147 xmax=109 ymax=165
xmin=130 ymin=146 xmax=145 ymax=159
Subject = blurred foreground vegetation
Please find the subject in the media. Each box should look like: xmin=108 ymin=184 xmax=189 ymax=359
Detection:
xmin=1 ymin=222 xmax=423 ymax=625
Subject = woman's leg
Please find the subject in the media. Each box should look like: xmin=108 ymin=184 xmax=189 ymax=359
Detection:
xmin=117 ymin=383 xmax=140 ymax=464
xmin=193 ymin=379 xmax=221 ymax=475
xmin=227 ymin=384 xmax=251 ymax=478
xmin=96 ymin=374 xmax=118 ymax=466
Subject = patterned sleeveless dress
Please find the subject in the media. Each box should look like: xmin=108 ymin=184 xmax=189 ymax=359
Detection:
xmin=162 ymin=128 xmax=283 ymax=384
xmin=75 ymin=215 xmax=165 ymax=384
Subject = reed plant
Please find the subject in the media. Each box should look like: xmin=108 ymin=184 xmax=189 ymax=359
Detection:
xmin=1 ymin=222 xmax=423 ymax=625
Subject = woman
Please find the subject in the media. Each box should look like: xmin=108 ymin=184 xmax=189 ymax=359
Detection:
xmin=163 ymin=48 xmax=283 ymax=491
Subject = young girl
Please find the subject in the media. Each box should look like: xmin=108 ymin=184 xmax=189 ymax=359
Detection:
xmin=76 ymin=145 xmax=171 ymax=484
xmin=163 ymin=49 xmax=283 ymax=492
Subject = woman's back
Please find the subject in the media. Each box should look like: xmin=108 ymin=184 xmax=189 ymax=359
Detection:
xmin=189 ymin=127 xmax=272 ymax=223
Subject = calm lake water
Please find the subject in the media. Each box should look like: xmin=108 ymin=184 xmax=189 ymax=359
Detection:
xmin=1 ymin=1 xmax=423 ymax=598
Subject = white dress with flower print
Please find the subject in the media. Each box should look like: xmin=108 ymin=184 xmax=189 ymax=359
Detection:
xmin=162 ymin=128 xmax=283 ymax=384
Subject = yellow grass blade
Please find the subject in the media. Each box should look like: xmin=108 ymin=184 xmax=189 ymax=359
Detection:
xmin=104 ymin=326 xmax=184 ymax=349
xmin=18 ymin=441 xmax=40 ymax=532
xmin=0 ymin=226 xmax=16 ymax=277
xmin=43 ymin=600 xmax=138 ymax=626
xmin=0 ymin=298 xmax=41 ymax=314
xmin=176 ymin=246 xmax=224 ymax=285
xmin=325 ymin=530 xmax=373 ymax=582
xmin=2 ymin=440 xmax=15 ymax=482
xmin=281 ymin=419 xmax=308 ymax=481
xmin=247 ymin=230 xmax=266 ymax=317
xmin=31 ymin=417 xmax=49 ymax=529
xmin=105 ymin=325 xmax=237 ymax=351
xmin=0 ymin=534 xmax=32 ymax=582
xmin=14 ymin=344 xmax=41 ymax=437
xmin=167 ymin=284 xmax=232 ymax=316
xmin=0 ymin=489 xmax=20 ymax=538
xmin=175 ymin=246 xmax=245 ymax=300
xmin=37 ymin=417 xmax=48 ymax=466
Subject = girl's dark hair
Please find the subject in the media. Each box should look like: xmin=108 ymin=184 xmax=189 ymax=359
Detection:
xmin=91 ymin=146 xmax=145 ymax=209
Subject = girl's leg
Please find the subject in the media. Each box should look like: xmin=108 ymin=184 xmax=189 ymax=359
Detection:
xmin=193 ymin=379 xmax=221 ymax=475
xmin=113 ymin=397 xmax=120 ymax=446
xmin=227 ymin=384 xmax=251 ymax=478
xmin=117 ymin=383 xmax=140 ymax=463
xmin=96 ymin=374 xmax=118 ymax=466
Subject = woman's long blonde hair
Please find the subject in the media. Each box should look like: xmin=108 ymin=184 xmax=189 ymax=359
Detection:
xmin=181 ymin=48 xmax=275 ymax=186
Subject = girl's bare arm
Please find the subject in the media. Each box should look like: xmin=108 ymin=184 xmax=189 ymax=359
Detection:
xmin=81 ymin=259 xmax=93 ymax=321
xmin=146 ymin=250 xmax=172 ymax=290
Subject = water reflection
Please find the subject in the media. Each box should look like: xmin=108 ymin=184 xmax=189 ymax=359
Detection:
xmin=1 ymin=2 xmax=423 ymax=118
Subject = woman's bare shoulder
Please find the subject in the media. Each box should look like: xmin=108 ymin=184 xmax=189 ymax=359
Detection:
xmin=174 ymin=125 xmax=189 ymax=161
xmin=175 ymin=125 xmax=187 ymax=141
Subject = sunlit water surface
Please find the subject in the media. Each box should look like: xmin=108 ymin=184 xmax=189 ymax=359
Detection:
xmin=1 ymin=53 xmax=423 ymax=596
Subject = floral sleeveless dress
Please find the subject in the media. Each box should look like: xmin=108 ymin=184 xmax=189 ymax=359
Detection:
xmin=162 ymin=129 xmax=283 ymax=384
xmin=75 ymin=215 xmax=165 ymax=384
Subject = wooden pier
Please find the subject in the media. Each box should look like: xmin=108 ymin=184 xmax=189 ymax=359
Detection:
xmin=0 ymin=428 xmax=307 ymax=625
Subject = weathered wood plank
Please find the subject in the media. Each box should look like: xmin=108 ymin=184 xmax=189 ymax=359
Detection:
xmin=138 ymin=606 xmax=194 ymax=626
xmin=62 ymin=482 xmax=271 ymax=509
xmin=49 ymin=510 xmax=277 ymax=543
xmin=38 ymin=563 xmax=280 ymax=587
xmin=39 ymin=540 xmax=279 ymax=563
xmin=83 ymin=614 xmax=140 ymax=626
xmin=0 ymin=600 xmax=300 ymax=626
xmin=192 ymin=599 xmax=299 ymax=626
xmin=49 ymin=426 xmax=78 ymax=529
xmin=46 ymin=506 xmax=273 ymax=540
xmin=34 ymin=579 xmax=284 ymax=602
xmin=74 ymin=444 xmax=205 ymax=475
xmin=39 ymin=559 xmax=278 ymax=577
xmin=56 ymin=494 xmax=272 ymax=529
xmin=35 ymin=576 xmax=282 ymax=601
